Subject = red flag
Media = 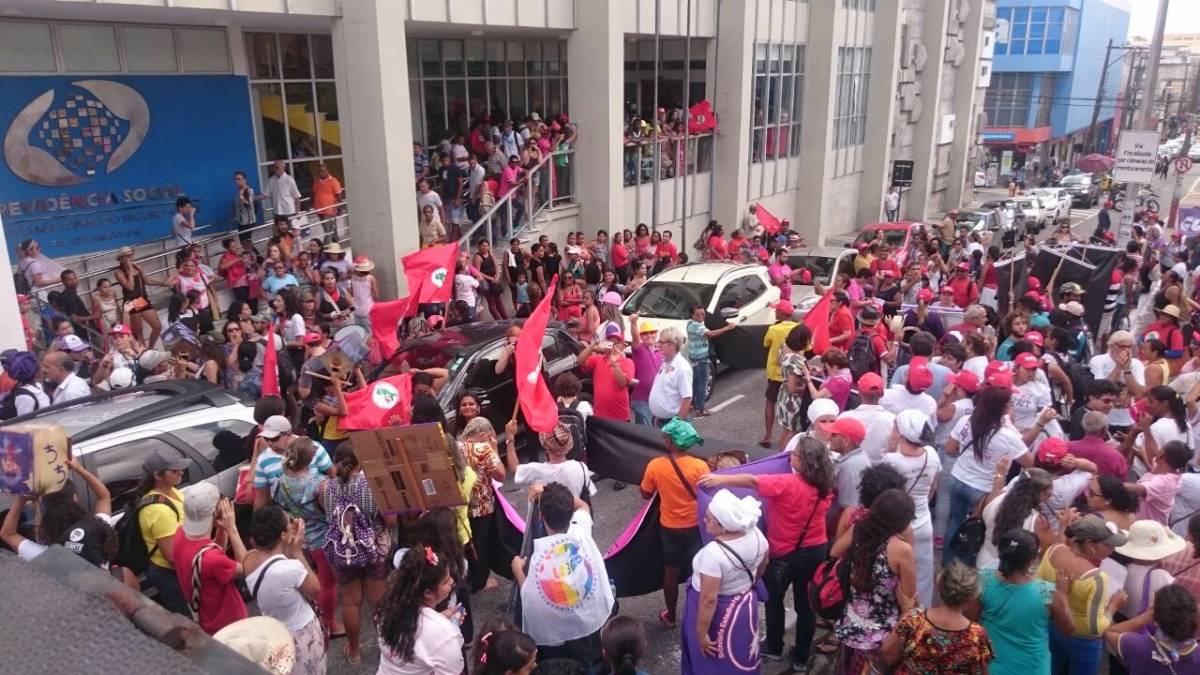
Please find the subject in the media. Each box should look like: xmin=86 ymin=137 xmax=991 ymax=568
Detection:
xmin=802 ymin=291 xmax=833 ymax=356
xmin=340 ymin=372 xmax=414 ymax=430
xmin=369 ymin=288 xmax=422 ymax=356
xmin=261 ymin=327 xmax=281 ymax=397
xmin=687 ymin=100 xmax=717 ymax=134
xmin=402 ymin=243 xmax=458 ymax=305
xmin=756 ymin=204 xmax=782 ymax=235
xmin=515 ymin=274 xmax=559 ymax=433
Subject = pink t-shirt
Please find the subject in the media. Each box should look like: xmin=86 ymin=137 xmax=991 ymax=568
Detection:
xmin=1138 ymin=472 xmax=1183 ymax=524
xmin=499 ymin=165 xmax=520 ymax=198
xmin=769 ymin=262 xmax=793 ymax=301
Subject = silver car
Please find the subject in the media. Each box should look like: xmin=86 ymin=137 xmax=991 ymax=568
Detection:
xmin=1033 ymin=187 xmax=1071 ymax=223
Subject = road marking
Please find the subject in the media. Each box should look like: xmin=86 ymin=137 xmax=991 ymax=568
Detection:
xmin=707 ymin=394 xmax=745 ymax=413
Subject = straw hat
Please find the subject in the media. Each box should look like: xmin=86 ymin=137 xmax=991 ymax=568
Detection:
xmin=323 ymin=242 xmax=344 ymax=254
xmin=353 ymin=255 xmax=375 ymax=272
xmin=212 ymin=617 xmax=296 ymax=675
xmin=1114 ymin=520 xmax=1186 ymax=561
xmin=1156 ymin=305 xmax=1182 ymax=321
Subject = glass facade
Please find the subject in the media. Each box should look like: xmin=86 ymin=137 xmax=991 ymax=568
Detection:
xmin=623 ymin=38 xmax=709 ymax=118
xmin=751 ymin=43 xmax=805 ymax=163
xmin=0 ymin=19 xmax=230 ymax=74
xmin=995 ymin=7 xmax=1078 ymax=56
xmin=983 ymin=73 xmax=1035 ymax=127
xmin=406 ymin=38 xmax=568 ymax=148
xmin=246 ymin=32 xmax=342 ymax=201
xmin=833 ymin=47 xmax=871 ymax=149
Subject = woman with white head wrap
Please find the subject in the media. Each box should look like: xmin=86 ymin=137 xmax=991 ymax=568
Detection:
xmin=680 ymin=488 xmax=769 ymax=674
xmin=783 ymin=398 xmax=841 ymax=454
xmin=882 ymin=409 xmax=943 ymax=606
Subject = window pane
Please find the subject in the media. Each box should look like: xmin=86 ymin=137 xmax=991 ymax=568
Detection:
xmin=528 ymin=79 xmax=544 ymax=118
xmin=468 ymin=79 xmax=487 ymax=120
xmin=1012 ymin=7 xmax=1028 ymax=22
xmin=1049 ymin=7 xmax=1065 ymax=22
xmin=509 ymin=79 xmax=527 ymax=120
xmin=1028 ymin=22 xmax=1044 ymax=39
xmin=1030 ymin=8 xmax=1047 ymax=22
xmin=768 ymin=75 xmax=782 ymax=124
xmin=487 ymin=41 xmax=505 ymax=76
xmin=125 ymin=26 xmax=178 ymax=73
xmin=246 ymin=33 xmax=279 ymax=79
xmin=284 ymin=82 xmax=318 ymax=161
xmin=410 ymin=79 xmax=424 ymax=145
xmin=1045 ymin=39 xmax=1061 ymax=55
xmin=490 ymin=79 xmax=508 ymax=121
xmin=548 ymin=79 xmax=563 ymax=117
xmin=315 ymin=82 xmax=341 ymax=155
xmin=420 ymin=39 xmax=442 ymax=77
xmin=0 ymin=21 xmax=55 ymax=72
xmin=179 ymin=28 xmax=230 ymax=72
xmin=446 ymin=79 xmax=467 ymax=134
xmin=994 ymin=41 xmax=1008 ymax=56
xmin=1027 ymin=39 xmax=1043 ymax=55
xmin=444 ymin=40 xmax=464 ymax=77
xmin=168 ymin=420 xmax=255 ymax=468
xmin=424 ymin=81 xmax=446 ymax=147
xmin=996 ymin=7 xmax=1011 ymax=20
xmin=507 ymin=41 xmax=525 ymax=76
xmin=279 ymin=33 xmax=312 ymax=79
xmin=466 ymin=40 xmax=485 ymax=77
xmin=527 ymin=42 xmax=543 ymax=76
xmin=407 ymin=39 xmax=418 ymax=72
xmin=291 ymin=158 xmax=320 ymax=198
xmin=251 ymin=83 xmax=287 ymax=161
xmin=92 ymin=438 xmax=191 ymax=510
xmin=545 ymin=42 xmax=561 ymax=74
xmin=1009 ymin=40 xmax=1025 ymax=55
xmin=311 ymin=34 xmax=334 ymax=78
xmin=60 ymin=24 xmax=120 ymax=72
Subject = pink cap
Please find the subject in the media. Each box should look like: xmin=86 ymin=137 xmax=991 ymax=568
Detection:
xmin=1037 ymin=437 xmax=1069 ymax=466
xmin=773 ymin=300 xmax=795 ymax=316
xmin=1014 ymin=352 xmax=1039 ymax=370
xmin=948 ymin=370 xmax=980 ymax=394
xmin=1026 ymin=331 xmax=1044 ymax=347
xmin=816 ymin=418 xmax=867 ymax=445
xmin=917 ymin=288 xmax=935 ymax=303
xmin=857 ymin=372 xmax=885 ymax=393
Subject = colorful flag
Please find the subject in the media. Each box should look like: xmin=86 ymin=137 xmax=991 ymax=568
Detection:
xmin=515 ymin=275 xmax=559 ymax=433
xmin=802 ymin=291 xmax=833 ymax=355
xmin=339 ymin=372 xmax=414 ymax=430
xmin=402 ymin=243 xmax=458 ymax=305
xmin=755 ymin=204 xmax=782 ymax=235
xmin=369 ymin=289 xmax=421 ymax=356
xmin=687 ymin=100 xmax=717 ymax=134
xmin=261 ymin=329 xmax=281 ymax=397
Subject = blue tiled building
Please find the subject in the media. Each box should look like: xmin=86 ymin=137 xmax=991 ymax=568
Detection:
xmin=982 ymin=0 xmax=1130 ymax=180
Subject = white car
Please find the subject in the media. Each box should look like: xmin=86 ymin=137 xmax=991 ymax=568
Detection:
xmin=1013 ymin=195 xmax=1048 ymax=233
xmin=1033 ymin=187 xmax=1071 ymax=223
xmin=783 ymin=246 xmax=857 ymax=318
xmin=621 ymin=262 xmax=782 ymax=375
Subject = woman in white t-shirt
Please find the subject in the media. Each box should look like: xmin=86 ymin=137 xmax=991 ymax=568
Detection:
xmin=377 ymin=547 xmax=465 ymax=675
xmin=976 ymin=467 xmax=1054 ymax=570
xmin=943 ymin=384 xmax=1034 ymax=565
xmin=1126 ymin=385 xmax=1191 ymax=475
xmin=242 ymin=505 xmax=326 ymax=674
xmin=453 ymin=261 xmax=481 ymax=321
xmin=883 ymin=410 xmax=942 ymax=606
xmin=933 ymin=372 xmax=977 ymax=543
xmin=680 ymin=489 xmax=769 ymax=675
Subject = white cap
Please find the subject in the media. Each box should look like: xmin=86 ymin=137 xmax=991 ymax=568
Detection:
xmin=108 ymin=367 xmax=134 ymax=389
xmin=259 ymin=415 xmax=292 ymax=440
xmin=181 ymin=482 xmax=221 ymax=537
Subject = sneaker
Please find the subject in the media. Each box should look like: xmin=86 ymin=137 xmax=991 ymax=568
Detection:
xmin=612 ymin=480 xmax=627 ymax=491
xmin=790 ymin=660 xmax=808 ymax=673
xmin=759 ymin=643 xmax=783 ymax=662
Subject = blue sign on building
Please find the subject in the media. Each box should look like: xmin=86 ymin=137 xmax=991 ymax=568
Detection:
xmin=0 ymin=75 xmax=258 ymax=258
xmin=981 ymin=131 xmax=1017 ymax=142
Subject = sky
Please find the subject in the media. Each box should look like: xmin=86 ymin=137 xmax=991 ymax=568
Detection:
xmin=1128 ymin=0 xmax=1200 ymax=40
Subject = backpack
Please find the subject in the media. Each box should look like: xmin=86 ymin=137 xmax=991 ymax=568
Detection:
xmin=555 ymin=401 xmax=588 ymax=463
xmin=847 ymin=332 xmax=879 ymax=382
xmin=323 ymin=479 xmax=383 ymax=570
xmin=807 ymin=556 xmax=852 ymax=621
xmin=0 ymin=387 xmax=40 ymax=421
xmin=1066 ymin=361 xmax=1094 ymax=410
xmin=114 ymin=494 xmax=179 ymax=574
xmin=13 ymin=270 xmax=30 ymax=296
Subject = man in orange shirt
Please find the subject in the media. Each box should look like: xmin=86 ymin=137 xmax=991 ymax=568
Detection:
xmin=827 ymin=290 xmax=855 ymax=349
xmin=311 ymin=163 xmax=343 ymax=240
xmin=639 ymin=418 xmax=711 ymax=628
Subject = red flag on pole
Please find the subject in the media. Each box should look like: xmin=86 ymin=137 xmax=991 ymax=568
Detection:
xmin=261 ymin=329 xmax=281 ymax=397
xmin=340 ymin=372 xmax=414 ymax=430
xmin=369 ymin=288 xmax=422 ymax=356
xmin=802 ymin=291 xmax=833 ymax=356
xmin=687 ymin=100 xmax=717 ymax=134
xmin=402 ymin=244 xmax=458 ymax=305
xmin=756 ymin=204 xmax=782 ymax=235
xmin=515 ymin=274 xmax=560 ymax=433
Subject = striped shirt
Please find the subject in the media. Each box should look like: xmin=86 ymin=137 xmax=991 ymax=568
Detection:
xmin=253 ymin=445 xmax=333 ymax=491
xmin=1104 ymin=269 xmax=1123 ymax=312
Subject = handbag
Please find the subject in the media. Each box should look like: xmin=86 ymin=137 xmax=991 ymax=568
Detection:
xmin=950 ymin=517 xmax=987 ymax=558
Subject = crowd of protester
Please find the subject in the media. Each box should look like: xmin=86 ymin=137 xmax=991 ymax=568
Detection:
xmin=7 ymin=155 xmax=1200 ymax=675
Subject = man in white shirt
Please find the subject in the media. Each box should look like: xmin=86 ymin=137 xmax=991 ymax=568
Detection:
xmin=740 ymin=204 xmax=761 ymax=238
xmin=265 ymin=159 xmax=302 ymax=217
xmin=171 ymin=197 xmax=196 ymax=247
xmin=648 ymin=326 xmax=693 ymax=425
xmin=838 ymin=372 xmax=896 ymax=464
xmin=881 ymin=357 xmax=938 ymax=419
xmin=1088 ymin=330 xmax=1145 ymax=431
xmin=513 ymin=482 xmax=614 ymax=657
xmin=43 ymin=351 xmax=91 ymax=404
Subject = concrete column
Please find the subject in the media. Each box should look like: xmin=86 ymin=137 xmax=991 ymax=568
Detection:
xmin=855 ymin=1 xmax=905 ymax=228
xmin=795 ymin=0 xmax=837 ymax=244
xmin=567 ymin=0 xmax=624 ymax=234
xmin=709 ymin=0 xmax=755 ymax=228
xmin=0 ymin=214 xmax=24 ymax=351
xmin=331 ymin=0 xmax=418 ymax=296
xmin=905 ymin=0 xmax=952 ymax=221
xmin=946 ymin=0 xmax=988 ymax=208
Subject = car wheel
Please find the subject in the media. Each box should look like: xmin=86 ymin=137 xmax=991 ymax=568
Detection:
xmin=706 ymin=357 xmax=717 ymax=402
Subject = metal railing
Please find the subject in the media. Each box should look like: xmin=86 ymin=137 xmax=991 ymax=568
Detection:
xmin=623 ymin=133 xmax=714 ymax=188
xmin=458 ymin=148 xmax=576 ymax=250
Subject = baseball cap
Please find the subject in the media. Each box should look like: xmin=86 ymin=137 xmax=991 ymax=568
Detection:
xmin=1036 ymin=437 xmax=1069 ymax=466
xmin=604 ymin=323 xmax=626 ymax=341
xmin=1066 ymin=515 xmax=1129 ymax=546
xmin=895 ymin=409 xmax=933 ymax=445
xmin=859 ymin=306 xmax=881 ymax=325
xmin=62 ymin=335 xmax=89 ymax=352
xmin=857 ymin=372 xmax=885 ymax=393
xmin=142 ymin=448 xmax=190 ymax=474
xmin=138 ymin=349 xmax=171 ymax=371
xmin=181 ymin=482 xmax=222 ymax=537
xmin=956 ymin=262 xmax=970 ymax=271
xmin=109 ymin=323 xmax=132 ymax=336
xmin=1014 ymin=352 xmax=1040 ymax=370
xmin=302 ymin=331 xmax=323 ymax=346
xmin=947 ymin=370 xmax=980 ymax=394
xmin=259 ymin=415 xmax=293 ymax=440
xmin=917 ymin=288 xmax=935 ymax=303
xmin=638 ymin=320 xmax=657 ymax=334
xmin=907 ymin=357 xmax=933 ymax=392
xmin=816 ymin=417 xmax=867 ymax=446
xmin=601 ymin=291 xmax=623 ymax=306
xmin=882 ymin=270 xmax=897 ymax=279
xmin=1026 ymin=331 xmax=1044 ymax=347
xmin=1060 ymin=281 xmax=1084 ymax=296
xmin=772 ymin=299 xmax=795 ymax=316
xmin=985 ymin=368 xmax=1016 ymax=391
xmin=939 ymin=285 xmax=954 ymax=295
xmin=108 ymin=368 xmax=135 ymax=390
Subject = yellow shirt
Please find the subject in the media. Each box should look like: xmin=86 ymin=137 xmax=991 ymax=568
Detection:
xmin=455 ymin=466 xmax=478 ymax=546
xmin=1036 ymin=544 xmax=1112 ymax=637
xmin=854 ymin=254 xmax=874 ymax=273
xmin=764 ymin=320 xmax=798 ymax=382
xmin=138 ymin=487 xmax=184 ymax=569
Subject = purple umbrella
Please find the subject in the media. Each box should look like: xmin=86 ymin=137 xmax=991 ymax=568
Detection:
xmin=1075 ymin=153 xmax=1115 ymax=173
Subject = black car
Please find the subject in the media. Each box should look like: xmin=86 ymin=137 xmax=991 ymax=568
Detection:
xmin=1060 ymin=174 xmax=1100 ymax=207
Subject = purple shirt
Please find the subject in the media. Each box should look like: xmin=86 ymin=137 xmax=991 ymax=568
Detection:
xmin=631 ymin=343 xmax=664 ymax=402
xmin=1117 ymin=629 xmax=1200 ymax=675
xmin=1066 ymin=436 xmax=1129 ymax=480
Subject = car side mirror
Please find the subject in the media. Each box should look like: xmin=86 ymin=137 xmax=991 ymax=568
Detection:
xmin=719 ymin=307 xmax=739 ymax=319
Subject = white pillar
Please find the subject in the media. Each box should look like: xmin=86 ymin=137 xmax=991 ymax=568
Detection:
xmin=904 ymin=0 xmax=952 ymax=222
xmin=0 ymin=214 xmax=25 ymax=351
xmin=855 ymin=1 xmax=905 ymax=227
xmin=568 ymin=0 xmax=624 ymax=234
xmin=331 ymin=0 xmax=419 ymax=296
xmin=946 ymin=0 xmax=988 ymax=209
xmin=796 ymin=1 xmax=837 ymax=245
xmin=709 ymin=0 xmax=755 ymax=229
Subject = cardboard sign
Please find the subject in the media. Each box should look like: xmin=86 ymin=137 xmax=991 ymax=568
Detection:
xmin=349 ymin=423 xmax=464 ymax=515
xmin=0 ymin=424 xmax=70 ymax=496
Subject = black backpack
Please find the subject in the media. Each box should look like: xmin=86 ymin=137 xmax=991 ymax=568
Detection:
xmin=1066 ymin=361 xmax=1094 ymax=411
xmin=554 ymin=400 xmax=588 ymax=463
xmin=114 ymin=494 xmax=179 ymax=574
xmin=847 ymin=332 xmax=879 ymax=382
xmin=0 ymin=387 xmax=40 ymax=421
xmin=13 ymin=271 xmax=30 ymax=296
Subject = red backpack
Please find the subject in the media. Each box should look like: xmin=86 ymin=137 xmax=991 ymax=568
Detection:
xmin=807 ymin=556 xmax=852 ymax=621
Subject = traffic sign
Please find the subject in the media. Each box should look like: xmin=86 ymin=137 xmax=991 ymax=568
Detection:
xmin=1114 ymin=131 xmax=1159 ymax=183
xmin=1177 ymin=157 xmax=1194 ymax=174
xmin=892 ymin=160 xmax=915 ymax=187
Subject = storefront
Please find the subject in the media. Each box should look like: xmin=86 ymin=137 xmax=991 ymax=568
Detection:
xmin=980 ymin=126 xmax=1052 ymax=184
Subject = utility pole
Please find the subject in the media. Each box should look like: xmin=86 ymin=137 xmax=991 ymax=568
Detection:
xmin=1118 ymin=0 xmax=1169 ymax=246
xmin=1089 ymin=39 xmax=1114 ymax=153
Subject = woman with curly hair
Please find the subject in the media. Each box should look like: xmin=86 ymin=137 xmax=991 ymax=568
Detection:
xmin=700 ymin=435 xmax=836 ymax=670
xmin=977 ymin=467 xmax=1056 ymax=569
xmin=830 ymin=489 xmax=918 ymax=675
xmin=376 ymin=547 xmax=464 ymax=675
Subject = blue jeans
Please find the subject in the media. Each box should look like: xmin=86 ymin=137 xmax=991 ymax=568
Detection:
xmin=941 ymin=474 xmax=988 ymax=565
xmin=692 ymin=359 xmax=710 ymax=413
xmin=1049 ymin=625 xmax=1103 ymax=675
xmin=631 ymin=400 xmax=652 ymax=426
xmin=145 ymin=562 xmax=189 ymax=616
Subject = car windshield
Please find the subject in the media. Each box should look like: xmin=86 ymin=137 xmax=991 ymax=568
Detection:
xmin=1061 ymin=175 xmax=1090 ymax=186
xmin=784 ymin=254 xmax=839 ymax=285
xmin=623 ymin=281 xmax=716 ymax=320
xmin=19 ymin=392 xmax=204 ymax=437
xmin=853 ymin=229 xmax=907 ymax=249
xmin=378 ymin=342 xmax=472 ymax=380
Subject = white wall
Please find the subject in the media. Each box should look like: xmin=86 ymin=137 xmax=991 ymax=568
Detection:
xmin=405 ymin=0 xmax=575 ymax=28
xmin=622 ymin=0 xmax=718 ymax=37
xmin=0 ymin=214 xmax=24 ymax=351
xmin=623 ymin=171 xmax=712 ymax=238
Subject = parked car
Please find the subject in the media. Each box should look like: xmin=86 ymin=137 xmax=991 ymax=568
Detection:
xmin=852 ymin=221 xmax=922 ymax=267
xmin=1060 ymin=173 xmax=1100 ymax=207
xmin=978 ymin=199 xmax=1027 ymax=247
xmin=1189 ymin=145 xmax=1200 ymax=162
xmin=1032 ymin=187 xmax=1072 ymax=223
xmin=956 ymin=207 xmax=1001 ymax=238
xmin=1013 ymin=195 xmax=1049 ymax=233
xmin=784 ymin=246 xmax=857 ymax=319
xmin=0 ymin=381 xmax=257 ymax=517
xmin=974 ymin=170 xmax=988 ymax=188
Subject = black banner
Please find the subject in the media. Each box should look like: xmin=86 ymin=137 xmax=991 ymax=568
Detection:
xmin=994 ymin=244 xmax=1121 ymax=336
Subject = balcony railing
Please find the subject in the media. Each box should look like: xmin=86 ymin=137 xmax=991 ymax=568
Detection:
xmin=623 ymin=133 xmax=714 ymax=188
xmin=458 ymin=148 xmax=576 ymax=250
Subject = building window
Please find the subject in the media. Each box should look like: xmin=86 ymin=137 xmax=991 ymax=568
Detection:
xmin=843 ymin=0 xmax=876 ymax=10
xmin=0 ymin=19 xmax=230 ymax=75
xmin=833 ymin=47 xmax=870 ymax=149
xmin=751 ymin=43 xmax=805 ymax=164
xmin=407 ymin=38 xmax=568 ymax=149
xmin=983 ymin=73 xmax=1034 ymax=127
xmin=994 ymin=6 xmax=1078 ymax=56
xmin=246 ymin=32 xmax=341 ymax=202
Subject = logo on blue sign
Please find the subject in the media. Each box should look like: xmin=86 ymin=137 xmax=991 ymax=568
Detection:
xmin=4 ymin=80 xmax=149 ymax=187
xmin=981 ymin=131 xmax=1016 ymax=142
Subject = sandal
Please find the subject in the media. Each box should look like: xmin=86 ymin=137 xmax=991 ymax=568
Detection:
xmin=659 ymin=610 xmax=677 ymax=628
xmin=815 ymin=635 xmax=839 ymax=654
xmin=758 ymin=440 xmax=772 ymax=448
xmin=342 ymin=643 xmax=361 ymax=666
